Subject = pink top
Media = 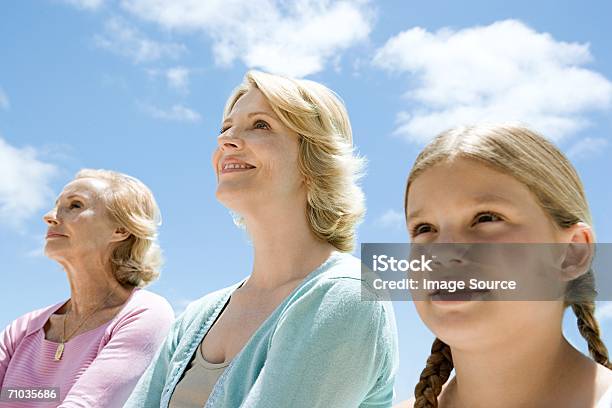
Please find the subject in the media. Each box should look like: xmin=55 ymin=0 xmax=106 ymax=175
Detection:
xmin=0 ymin=288 xmax=174 ymax=407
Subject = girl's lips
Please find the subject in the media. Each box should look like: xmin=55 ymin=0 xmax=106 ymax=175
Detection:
xmin=429 ymin=289 xmax=491 ymax=302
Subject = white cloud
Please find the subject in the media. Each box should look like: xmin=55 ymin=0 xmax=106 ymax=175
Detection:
xmin=565 ymin=137 xmax=608 ymax=160
xmin=373 ymin=19 xmax=612 ymax=143
xmin=63 ymin=0 xmax=105 ymax=10
xmin=0 ymin=87 xmax=9 ymax=110
xmin=596 ymin=302 xmax=612 ymax=323
xmin=376 ymin=209 xmax=405 ymax=229
xmin=95 ymin=17 xmax=186 ymax=63
xmin=120 ymin=0 xmax=374 ymax=77
xmin=0 ymin=138 xmax=59 ymax=229
xmin=142 ymin=103 xmax=201 ymax=122
xmin=166 ymin=66 xmax=190 ymax=92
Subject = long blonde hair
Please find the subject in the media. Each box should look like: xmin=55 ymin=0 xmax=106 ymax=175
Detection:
xmin=404 ymin=124 xmax=611 ymax=408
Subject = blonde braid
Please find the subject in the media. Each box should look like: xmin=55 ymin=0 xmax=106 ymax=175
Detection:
xmin=414 ymin=338 xmax=454 ymax=408
xmin=572 ymin=302 xmax=612 ymax=369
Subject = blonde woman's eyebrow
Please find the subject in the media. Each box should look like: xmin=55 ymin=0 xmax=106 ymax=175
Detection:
xmin=223 ymin=111 xmax=277 ymax=126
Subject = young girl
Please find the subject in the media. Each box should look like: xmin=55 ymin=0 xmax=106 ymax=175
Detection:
xmin=398 ymin=124 xmax=612 ymax=408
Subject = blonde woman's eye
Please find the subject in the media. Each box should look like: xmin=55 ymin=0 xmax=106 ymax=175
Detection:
xmin=254 ymin=120 xmax=270 ymax=130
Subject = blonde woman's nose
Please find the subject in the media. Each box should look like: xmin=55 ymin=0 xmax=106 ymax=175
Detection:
xmin=218 ymin=128 xmax=244 ymax=151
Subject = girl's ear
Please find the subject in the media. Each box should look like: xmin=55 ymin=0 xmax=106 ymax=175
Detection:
xmin=558 ymin=222 xmax=594 ymax=282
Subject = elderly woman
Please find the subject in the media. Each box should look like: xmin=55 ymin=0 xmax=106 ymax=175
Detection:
xmin=125 ymin=71 xmax=399 ymax=408
xmin=0 ymin=169 xmax=174 ymax=407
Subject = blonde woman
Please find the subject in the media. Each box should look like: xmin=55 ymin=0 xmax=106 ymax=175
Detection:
xmin=396 ymin=124 xmax=612 ymax=408
xmin=0 ymin=169 xmax=174 ymax=407
xmin=125 ymin=71 xmax=399 ymax=408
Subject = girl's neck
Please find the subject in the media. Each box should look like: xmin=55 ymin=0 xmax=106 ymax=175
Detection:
xmin=448 ymin=330 xmax=578 ymax=408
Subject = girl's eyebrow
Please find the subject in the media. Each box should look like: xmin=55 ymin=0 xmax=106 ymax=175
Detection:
xmin=407 ymin=193 xmax=515 ymax=220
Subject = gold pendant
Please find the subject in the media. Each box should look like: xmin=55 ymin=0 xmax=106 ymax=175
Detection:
xmin=54 ymin=342 xmax=65 ymax=361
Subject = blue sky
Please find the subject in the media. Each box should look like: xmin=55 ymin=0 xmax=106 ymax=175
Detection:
xmin=1 ymin=0 xmax=612 ymax=403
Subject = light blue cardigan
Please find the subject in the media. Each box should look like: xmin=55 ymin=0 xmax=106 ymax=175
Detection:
xmin=124 ymin=252 xmax=399 ymax=408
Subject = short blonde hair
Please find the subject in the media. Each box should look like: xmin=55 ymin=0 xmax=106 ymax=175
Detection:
xmin=75 ymin=169 xmax=162 ymax=287
xmin=224 ymin=70 xmax=365 ymax=252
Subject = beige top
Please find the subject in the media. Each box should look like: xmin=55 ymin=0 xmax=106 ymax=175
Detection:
xmin=168 ymin=340 xmax=231 ymax=408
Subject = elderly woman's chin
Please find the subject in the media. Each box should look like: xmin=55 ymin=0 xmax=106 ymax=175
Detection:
xmin=43 ymin=239 xmax=66 ymax=259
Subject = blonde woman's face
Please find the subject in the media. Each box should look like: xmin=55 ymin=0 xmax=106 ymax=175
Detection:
xmin=405 ymin=157 xmax=572 ymax=350
xmin=43 ymin=178 xmax=122 ymax=266
xmin=212 ymin=87 xmax=304 ymax=216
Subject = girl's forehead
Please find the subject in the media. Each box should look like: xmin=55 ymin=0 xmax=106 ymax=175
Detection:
xmin=406 ymin=159 xmax=535 ymax=213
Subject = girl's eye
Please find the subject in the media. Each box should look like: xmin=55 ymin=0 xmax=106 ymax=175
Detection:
xmin=410 ymin=211 xmax=502 ymax=237
xmin=410 ymin=223 xmax=432 ymax=237
xmin=254 ymin=120 xmax=270 ymax=130
xmin=473 ymin=211 xmax=502 ymax=225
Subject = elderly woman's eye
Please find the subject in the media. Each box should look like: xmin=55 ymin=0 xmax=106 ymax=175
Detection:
xmin=254 ymin=120 xmax=270 ymax=130
xmin=69 ymin=201 xmax=83 ymax=209
xmin=220 ymin=126 xmax=230 ymax=134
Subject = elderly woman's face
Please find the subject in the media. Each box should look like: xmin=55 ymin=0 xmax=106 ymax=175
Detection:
xmin=212 ymin=87 xmax=304 ymax=214
xmin=43 ymin=177 xmax=122 ymax=264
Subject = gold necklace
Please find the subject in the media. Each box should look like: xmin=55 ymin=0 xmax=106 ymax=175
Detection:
xmin=54 ymin=288 xmax=117 ymax=361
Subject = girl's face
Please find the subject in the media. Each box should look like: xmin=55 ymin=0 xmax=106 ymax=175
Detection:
xmin=211 ymin=87 xmax=305 ymax=217
xmin=405 ymin=157 xmax=580 ymax=350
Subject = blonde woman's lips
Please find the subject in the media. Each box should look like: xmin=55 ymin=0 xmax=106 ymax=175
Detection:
xmin=220 ymin=158 xmax=256 ymax=174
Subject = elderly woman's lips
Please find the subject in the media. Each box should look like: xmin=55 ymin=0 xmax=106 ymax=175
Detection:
xmin=46 ymin=233 xmax=67 ymax=239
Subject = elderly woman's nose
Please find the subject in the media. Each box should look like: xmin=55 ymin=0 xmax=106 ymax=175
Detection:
xmin=43 ymin=208 xmax=59 ymax=225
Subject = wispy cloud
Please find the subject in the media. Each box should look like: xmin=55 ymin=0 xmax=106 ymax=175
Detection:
xmin=0 ymin=87 xmax=9 ymax=110
xmin=141 ymin=103 xmax=201 ymax=122
xmin=375 ymin=209 xmax=405 ymax=230
xmin=165 ymin=66 xmax=190 ymax=92
xmin=373 ymin=19 xmax=612 ymax=143
xmin=120 ymin=0 xmax=374 ymax=77
xmin=62 ymin=0 xmax=105 ymax=10
xmin=0 ymin=137 xmax=59 ymax=230
xmin=171 ymin=297 xmax=195 ymax=316
xmin=565 ymin=137 xmax=608 ymax=160
xmin=94 ymin=17 xmax=186 ymax=63
xmin=596 ymin=301 xmax=612 ymax=323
